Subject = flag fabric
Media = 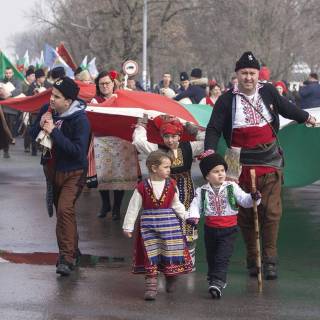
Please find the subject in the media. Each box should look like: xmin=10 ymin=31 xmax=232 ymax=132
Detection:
xmin=87 ymin=57 xmax=98 ymax=78
xmin=0 ymin=51 xmax=26 ymax=82
xmin=0 ymin=81 xmax=96 ymax=112
xmin=57 ymin=43 xmax=77 ymax=71
xmin=44 ymin=44 xmax=74 ymax=78
xmin=23 ymin=50 xmax=30 ymax=69
xmin=35 ymin=51 xmax=45 ymax=69
xmin=80 ymin=56 xmax=88 ymax=69
xmin=15 ymin=54 xmax=24 ymax=73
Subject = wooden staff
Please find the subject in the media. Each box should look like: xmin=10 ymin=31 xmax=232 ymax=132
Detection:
xmin=250 ymin=168 xmax=263 ymax=292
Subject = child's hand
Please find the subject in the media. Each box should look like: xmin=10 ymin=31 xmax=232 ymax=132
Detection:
xmin=186 ymin=218 xmax=199 ymax=226
xmin=251 ymin=191 xmax=262 ymax=201
xmin=123 ymin=230 xmax=133 ymax=238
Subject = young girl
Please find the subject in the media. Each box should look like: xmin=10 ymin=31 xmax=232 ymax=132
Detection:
xmin=133 ymin=115 xmax=204 ymax=268
xmin=188 ymin=151 xmax=261 ymax=299
xmin=123 ymin=150 xmax=193 ymax=300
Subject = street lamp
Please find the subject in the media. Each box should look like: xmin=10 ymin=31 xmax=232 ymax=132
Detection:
xmin=142 ymin=0 xmax=147 ymax=90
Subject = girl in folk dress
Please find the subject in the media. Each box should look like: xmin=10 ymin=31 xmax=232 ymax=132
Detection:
xmin=123 ymin=150 xmax=193 ymax=300
xmin=132 ymin=115 xmax=204 ymax=267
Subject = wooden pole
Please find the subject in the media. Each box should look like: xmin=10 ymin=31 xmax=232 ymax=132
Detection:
xmin=250 ymin=168 xmax=263 ymax=292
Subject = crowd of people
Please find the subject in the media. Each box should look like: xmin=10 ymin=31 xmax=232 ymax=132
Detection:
xmin=0 ymin=51 xmax=318 ymax=301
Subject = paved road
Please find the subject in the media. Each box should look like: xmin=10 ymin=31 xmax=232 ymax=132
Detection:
xmin=0 ymin=139 xmax=320 ymax=320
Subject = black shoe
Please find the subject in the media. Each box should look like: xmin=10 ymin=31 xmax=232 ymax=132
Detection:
xmin=208 ymin=279 xmax=226 ymax=299
xmin=24 ymin=148 xmax=30 ymax=153
xmin=112 ymin=208 xmax=121 ymax=221
xmin=247 ymin=260 xmax=258 ymax=277
xmin=248 ymin=266 xmax=258 ymax=277
xmin=74 ymin=249 xmax=82 ymax=266
xmin=3 ymin=151 xmax=10 ymax=159
xmin=97 ymin=206 xmax=110 ymax=218
xmin=56 ymin=257 xmax=74 ymax=276
xmin=263 ymin=263 xmax=277 ymax=280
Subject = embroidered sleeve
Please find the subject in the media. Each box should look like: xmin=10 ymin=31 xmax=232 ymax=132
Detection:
xmin=188 ymin=187 xmax=202 ymax=219
xmin=172 ymin=192 xmax=187 ymax=220
xmin=132 ymin=125 xmax=158 ymax=155
xmin=190 ymin=130 xmax=205 ymax=157
xmin=122 ymin=189 xmax=142 ymax=232
xmin=232 ymin=182 xmax=261 ymax=208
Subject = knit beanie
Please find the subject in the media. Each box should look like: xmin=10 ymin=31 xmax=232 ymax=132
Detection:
xmin=199 ymin=152 xmax=228 ymax=178
xmin=190 ymin=68 xmax=202 ymax=78
xmin=35 ymin=69 xmax=45 ymax=79
xmin=25 ymin=68 xmax=35 ymax=77
xmin=235 ymin=51 xmax=260 ymax=72
xmin=180 ymin=71 xmax=189 ymax=81
xmin=53 ymin=77 xmax=80 ymax=101
xmin=51 ymin=66 xmax=66 ymax=80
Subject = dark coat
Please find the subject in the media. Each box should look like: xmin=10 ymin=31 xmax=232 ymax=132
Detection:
xmin=174 ymin=78 xmax=207 ymax=104
xmin=205 ymin=83 xmax=309 ymax=151
xmin=30 ymin=101 xmax=90 ymax=172
xmin=299 ymin=82 xmax=320 ymax=109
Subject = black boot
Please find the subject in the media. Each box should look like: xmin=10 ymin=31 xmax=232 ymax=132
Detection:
xmin=263 ymin=263 xmax=277 ymax=280
xmin=97 ymin=190 xmax=111 ymax=218
xmin=112 ymin=190 xmax=124 ymax=221
xmin=247 ymin=259 xmax=258 ymax=277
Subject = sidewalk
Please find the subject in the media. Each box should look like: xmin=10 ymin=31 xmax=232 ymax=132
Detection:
xmin=0 ymin=138 xmax=320 ymax=320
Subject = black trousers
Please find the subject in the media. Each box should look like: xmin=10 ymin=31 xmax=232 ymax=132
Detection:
xmin=204 ymin=224 xmax=238 ymax=283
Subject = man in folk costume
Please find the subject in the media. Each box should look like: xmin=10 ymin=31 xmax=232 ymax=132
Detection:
xmin=31 ymin=77 xmax=90 ymax=276
xmin=204 ymin=51 xmax=317 ymax=280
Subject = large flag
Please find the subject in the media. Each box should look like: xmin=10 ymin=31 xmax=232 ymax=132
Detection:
xmin=44 ymin=44 xmax=74 ymax=78
xmin=0 ymin=51 xmax=26 ymax=82
xmin=57 ymin=42 xmax=77 ymax=71
xmin=87 ymin=57 xmax=98 ymax=78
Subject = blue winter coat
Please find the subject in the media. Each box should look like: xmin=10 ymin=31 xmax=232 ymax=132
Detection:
xmin=299 ymin=82 xmax=320 ymax=109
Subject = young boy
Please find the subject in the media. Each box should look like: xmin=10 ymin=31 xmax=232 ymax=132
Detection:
xmin=188 ymin=151 xmax=261 ymax=298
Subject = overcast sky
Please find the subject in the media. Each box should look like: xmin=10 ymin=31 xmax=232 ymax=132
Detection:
xmin=0 ymin=0 xmax=38 ymax=57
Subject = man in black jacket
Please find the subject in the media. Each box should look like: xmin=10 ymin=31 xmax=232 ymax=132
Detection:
xmin=174 ymin=68 xmax=207 ymax=104
xmin=204 ymin=52 xmax=316 ymax=280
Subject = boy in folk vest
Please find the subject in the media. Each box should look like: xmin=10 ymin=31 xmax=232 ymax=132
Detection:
xmin=188 ymin=151 xmax=261 ymax=298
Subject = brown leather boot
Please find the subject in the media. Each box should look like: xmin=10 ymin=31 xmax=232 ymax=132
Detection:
xmin=144 ymin=276 xmax=158 ymax=300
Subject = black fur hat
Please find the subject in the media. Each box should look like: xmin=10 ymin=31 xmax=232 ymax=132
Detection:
xmin=235 ymin=51 xmax=260 ymax=72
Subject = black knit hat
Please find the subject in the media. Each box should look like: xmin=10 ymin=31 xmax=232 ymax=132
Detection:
xmin=51 ymin=66 xmax=66 ymax=80
xmin=180 ymin=71 xmax=189 ymax=81
xmin=190 ymin=68 xmax=202 ymax=78
xmin=235 ymin=51 xmax=260 ymax=72
xmin=35 ymin=69 xmax=45 ymax=79
xmin=53 ymin=77 xmax=80 ymax=101
xmin=199 ymin=153 xmax=228 ymax=178
xmin=25 ymin=68 xmax=35 ymax=77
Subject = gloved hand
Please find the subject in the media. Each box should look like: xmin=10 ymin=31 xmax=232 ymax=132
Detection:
xmin=251 ymin=191 xmax=262 ymax=201
xmin=186 ymin=218 xmax=199 ymax=226
xmin=185 ymin=122 xmax=199 ymax=136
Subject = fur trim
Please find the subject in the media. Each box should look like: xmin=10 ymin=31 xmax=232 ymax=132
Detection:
xmin=190 ymin=77 xmax=208 ymax=86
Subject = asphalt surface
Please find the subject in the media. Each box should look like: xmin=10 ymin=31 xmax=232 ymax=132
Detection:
xmin=0 ymin=138 xmax=320 ymax=320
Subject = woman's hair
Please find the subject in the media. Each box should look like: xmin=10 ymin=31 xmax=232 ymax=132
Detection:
xmin=209 ymin=82 xmax=221 ymax=91
xmin=95 ymin=70 xmax=119 ymax=96
xmin=146 ymin=150 xmax=173 ymax=172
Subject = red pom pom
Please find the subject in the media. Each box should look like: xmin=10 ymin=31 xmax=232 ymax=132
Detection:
xmin=108 ymin=70 xmax=118 ymax=81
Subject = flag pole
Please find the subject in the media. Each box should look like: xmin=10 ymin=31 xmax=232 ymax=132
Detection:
xmin=142 ymin=0 xmax=147 ymax=90
xmin=250 ymin=168 xmax=263 ymax=292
